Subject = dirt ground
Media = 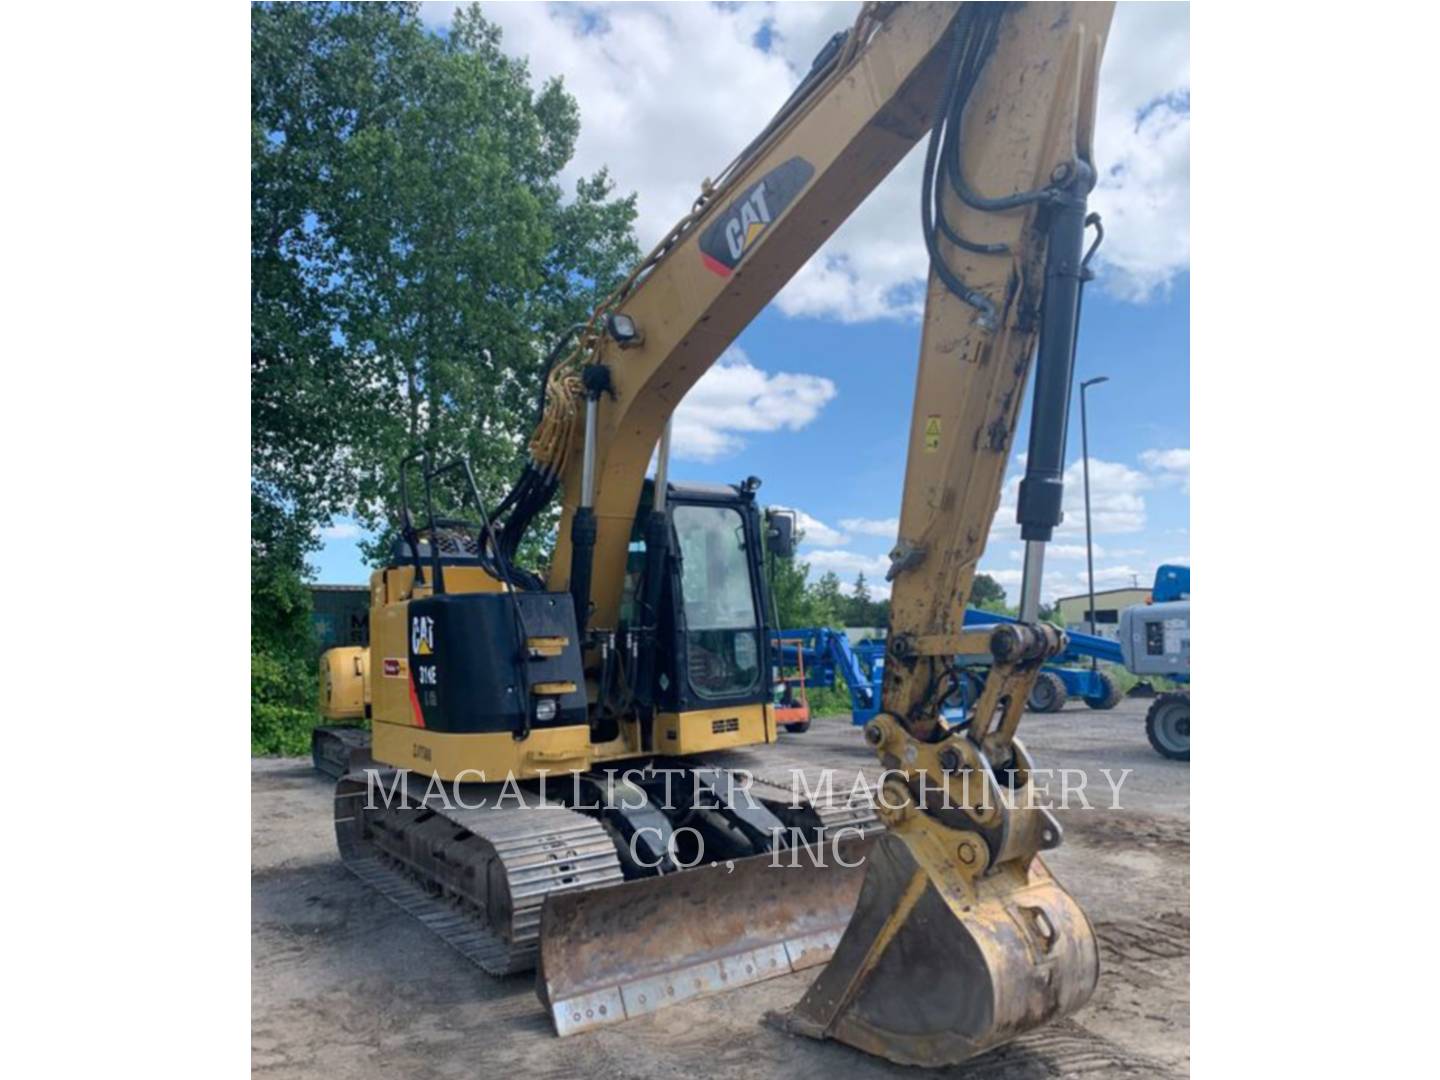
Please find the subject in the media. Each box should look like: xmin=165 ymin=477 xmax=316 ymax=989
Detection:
xmin=252 ymin=696 xmax=1189 ymax=1078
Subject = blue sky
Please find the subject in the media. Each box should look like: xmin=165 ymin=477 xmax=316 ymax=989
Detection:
xmin=315 ymin=2 xmax=1190 ymax=606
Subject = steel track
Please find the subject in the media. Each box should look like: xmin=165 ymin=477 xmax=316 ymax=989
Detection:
xmin=331 ymin=745 xmax=883 ymax=979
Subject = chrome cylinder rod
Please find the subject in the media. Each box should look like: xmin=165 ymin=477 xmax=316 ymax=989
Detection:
xmin=580 ymin=397 xmax=599 ymax=508
xmin=1018 ymin=540 xmax=1046 ymax=623
xmin=653 ymin=418 xmax=672 ymax=511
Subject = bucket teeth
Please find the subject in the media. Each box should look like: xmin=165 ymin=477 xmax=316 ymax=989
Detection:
xmin=770 ymin=831 xmax=1099 ymax=1068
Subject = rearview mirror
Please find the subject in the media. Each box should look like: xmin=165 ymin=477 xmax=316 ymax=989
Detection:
xmin=765 ymin=508 xmax=797 ymax=559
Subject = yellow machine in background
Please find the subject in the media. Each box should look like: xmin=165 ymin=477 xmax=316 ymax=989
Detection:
xmin=319 ymin=2 xmax=1114 ymax=1066
xmin=318 ymin=647 xmax=366 ymax=722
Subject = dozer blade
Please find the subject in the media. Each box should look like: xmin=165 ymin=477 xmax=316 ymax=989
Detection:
xmin=771 ymin=830 xmax=1099 ymax=1067
xmin=538 ymin=834 xmax=874 ymax=1036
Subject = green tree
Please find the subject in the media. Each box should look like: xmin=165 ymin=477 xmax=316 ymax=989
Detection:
xmin=250 ymin=493 xmax=320 ymax=755
xmin=765 ymin=548 xmax=817 ymax=629
xmin=253 ymin=0 xmax=638 ymax=568
xmin=251 ymin=2 xmax=640 ymax=751
xmin=870 ymin=596 xmax=891 ymax=627
xmin=763 ymin=518 xmax=830 ymax=630
xmin=970 ymin=572 xmax=1009 ymax=613
xmin=846 ymin=571 xmax=876 ymax=627
xmin=812 ymin=571 xmax=845 ymax=627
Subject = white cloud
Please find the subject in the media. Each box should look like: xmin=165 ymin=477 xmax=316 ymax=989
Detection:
xmin=1090 ymin=565 xmax=1148 ymax=587
xmin=1008 ymin=541 xmax=1140 ymax=567
xmin=979 ymin=567 xmax=1025 ymax=588
xmin=320 ymin=521 xmax=362 ymax=541
xmin=669 ymin=346 xmax=836 ymax=461
xmin=775 ymin=2 xmax=1190 ymax=317
xmin=839 ymin=516 xmax=900 ymax=539
xmin=804 ymin=549 xmax=891 ymax=577
xmin=418 ymin=2 xmax=1186 ymax=323
xmin=1038 ymin=565 xmax=1144 ymax=605
xmin=990 ymin=457 xmax=1150 ymax=546
xmin=1139 ymin=447 xmax=1190 ymax=491
xmin=771 ymin=508 xmax=848 ymax=547
xmin=1089 ymin=2 xmax=1190 ymax=300
xmin=418 ymin=2 xmax=851 ymax=252
xmin=1139 ymin=448 xmax=1189 ymax=471
xmin=1036 ymin=543 xmax=1114 ymax=560
xmin=981 ymin=452 xmax=1164 ymax=605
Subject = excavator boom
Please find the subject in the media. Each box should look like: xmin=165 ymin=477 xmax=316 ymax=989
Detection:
xmin=538 ymin=2 xmax=966 ymax=627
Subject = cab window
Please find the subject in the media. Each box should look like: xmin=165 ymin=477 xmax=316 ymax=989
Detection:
xmin=673 ymin=504 xmax=760 ymax=698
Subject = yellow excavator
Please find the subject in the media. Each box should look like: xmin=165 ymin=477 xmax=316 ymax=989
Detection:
xmin=315 ymin=1 xmax=1113 ymax=1066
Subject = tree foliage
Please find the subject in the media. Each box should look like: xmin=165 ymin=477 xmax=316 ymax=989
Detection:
xmin=251 ymin=2 xmax=640 ymax=752
xmin=252 ymin=0 xmax=639 ymax=565
xmin=844 ymin=571 xmax=888 ymax=627
xmin=765 ymin=554 xmax=891 ymax=631
xmin=970 ymin=572 xmax=1008 ymax=612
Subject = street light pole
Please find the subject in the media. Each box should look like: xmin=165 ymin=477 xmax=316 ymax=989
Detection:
xmin=1080 ymin=376 xmax=1109 ymax=662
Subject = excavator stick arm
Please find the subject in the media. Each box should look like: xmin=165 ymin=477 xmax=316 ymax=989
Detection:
xmin=777 ymin=2 xmax=1112 ymax=1066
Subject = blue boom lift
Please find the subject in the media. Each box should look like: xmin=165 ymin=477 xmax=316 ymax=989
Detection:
xmin=771 ymin=608 xmax=1127 ymax=728
xmin=771 ymin=564 xmax=1190 ymax=760
xmin=958 ymin=609 xmax=1125 ymax=713
xmin=1119 ymin=564 xmax=1190 ymax=760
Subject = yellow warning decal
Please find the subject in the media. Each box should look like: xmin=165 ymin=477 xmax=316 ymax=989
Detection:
xmin=923 ymin=415 xmax=942 ymax=452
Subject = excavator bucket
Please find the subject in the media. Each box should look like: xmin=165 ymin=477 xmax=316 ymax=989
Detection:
xmin=538 ymin=836 xmax=873 ymax=1036
xmin=771 ymin=830 xmax=1099 ymax=1067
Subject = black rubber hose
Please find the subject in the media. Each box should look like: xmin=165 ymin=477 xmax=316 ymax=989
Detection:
xmin=920 ymin=10 xmax=998 ymax=322
xmin=941 ymin=7 xmax=1062 ymax=214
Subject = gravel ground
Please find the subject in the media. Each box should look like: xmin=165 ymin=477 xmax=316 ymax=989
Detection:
xmin=252 ymin=696 xmax=1188 ymax=1077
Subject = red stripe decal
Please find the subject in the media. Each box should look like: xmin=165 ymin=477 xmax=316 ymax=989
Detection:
xmin=408 ymin=676 xmax=426 ymax=728
xmin=701 ymin=252 xmax=733 ymax=278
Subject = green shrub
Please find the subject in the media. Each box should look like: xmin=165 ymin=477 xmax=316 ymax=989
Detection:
xmin=251 ymin=647 xmax=321 ymax=756
xmin=1091 ymin=662 xmax=1183 ymax=696
xmin=806 ymin=683 xmax=855 ymax=718
xmin=251 ymin=701 xmax=322 ymax=757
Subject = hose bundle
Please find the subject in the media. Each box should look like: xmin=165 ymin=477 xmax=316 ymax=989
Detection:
xmin=921 ymin=3 xmax=1073 ymax=326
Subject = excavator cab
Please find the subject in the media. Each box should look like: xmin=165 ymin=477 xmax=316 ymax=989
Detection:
xmin=615 ymin=478 xmax=774 ymax=746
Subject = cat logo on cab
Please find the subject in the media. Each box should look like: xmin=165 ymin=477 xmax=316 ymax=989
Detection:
xmin=411 ymin=615 xmax=434 ymax=656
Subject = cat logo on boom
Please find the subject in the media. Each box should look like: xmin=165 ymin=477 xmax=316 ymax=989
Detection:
xmin=699 ymin=157 xmax=814 ymax=277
